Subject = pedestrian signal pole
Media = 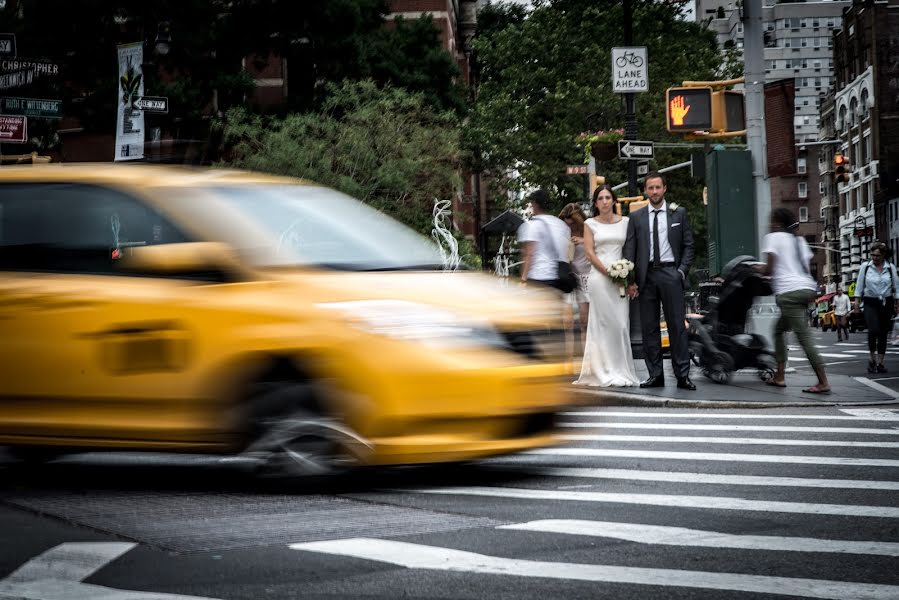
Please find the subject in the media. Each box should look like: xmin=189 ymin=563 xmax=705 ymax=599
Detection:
xmin=742 ymin=0 xmax=770 ymax=255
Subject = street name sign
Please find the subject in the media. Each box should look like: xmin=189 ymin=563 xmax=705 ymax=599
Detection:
xmin=637 ymin=162 xmax=649 ymax=175
xmin=566 ymin=164 xmax=589 ymax=175
xmin=0 ymin=58 xmax=61 ymax=77
xmin=611 ymin=47 xmax=648 ymax=93
xmin=0 ymin=69 xmax=33 ymax=91
xmin=0 ymin=115 xmax=27 ymax=142
xmin=0 ymin=34 xmax=16 ymax=58
xmin=132 ymin=96 xmax=168 ymax=113
xmin=618 ymin=140 xmax=654 ymax=160
xmin=0 ymin=97 xmax=62 ymax=118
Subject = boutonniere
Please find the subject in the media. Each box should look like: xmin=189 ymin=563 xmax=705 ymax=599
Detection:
xmin=668 ymin=202 xmax=680 ymax=212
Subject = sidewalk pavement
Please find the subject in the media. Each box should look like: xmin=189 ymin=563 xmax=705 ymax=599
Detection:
xmin=568 ymin=362 xmax=899 ymax=408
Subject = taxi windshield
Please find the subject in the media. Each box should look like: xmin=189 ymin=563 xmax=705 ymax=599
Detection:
xmin=202 ymin=184 xmax=445 ymax=271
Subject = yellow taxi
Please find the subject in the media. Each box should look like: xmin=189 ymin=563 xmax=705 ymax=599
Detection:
xmin=0 ymin=164 xmax=569 ymax=476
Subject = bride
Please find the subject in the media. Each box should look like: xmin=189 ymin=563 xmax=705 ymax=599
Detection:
xmin=575 ymin=185 xmax=640 ymax=387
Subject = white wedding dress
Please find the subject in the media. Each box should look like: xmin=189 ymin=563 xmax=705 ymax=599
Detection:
xmin=575 ymin=218 xmax=640 ymax=387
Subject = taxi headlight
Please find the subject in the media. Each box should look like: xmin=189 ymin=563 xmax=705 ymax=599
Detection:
xmin=318 ymin=300 xmax=505 ymax=349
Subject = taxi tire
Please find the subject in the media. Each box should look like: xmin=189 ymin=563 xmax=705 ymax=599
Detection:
xmin=244 ymin=381 xmax=368 ymax=480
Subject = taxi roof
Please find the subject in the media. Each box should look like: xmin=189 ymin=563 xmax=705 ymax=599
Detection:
xmin=0 ymin=163 xmax=311 ymax=188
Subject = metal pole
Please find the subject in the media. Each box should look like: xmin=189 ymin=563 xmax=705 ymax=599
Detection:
xmin=742 ymin=0 xmax=770 ymax=254
xmin=623 ymin=0 xmax=638 ymax=197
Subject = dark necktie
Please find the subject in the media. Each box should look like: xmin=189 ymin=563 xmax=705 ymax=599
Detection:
xmin=652 ymin=209 xmax=661 ymax=266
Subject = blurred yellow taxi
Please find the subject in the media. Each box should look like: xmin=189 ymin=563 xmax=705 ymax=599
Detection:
xmin=0 ymin=164 xmax=569 ymax=476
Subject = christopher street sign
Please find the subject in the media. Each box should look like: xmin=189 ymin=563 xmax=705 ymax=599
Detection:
xmin=618 ymin=140 xmax=655 ymax=160
xmin=0 ymin=97 xmax=62 ymax=119
xmin=131 ymin=96 xmax=168 ymax=113
xmin=0 ymin=115 xmax=27 ymax=142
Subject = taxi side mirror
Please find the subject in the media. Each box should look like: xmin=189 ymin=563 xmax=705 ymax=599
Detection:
xmin=118 ymin=242 xmax=246 ymax=282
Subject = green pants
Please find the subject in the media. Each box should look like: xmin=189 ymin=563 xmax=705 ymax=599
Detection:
xmin=775 ymin=289 xmax=822 ymax=369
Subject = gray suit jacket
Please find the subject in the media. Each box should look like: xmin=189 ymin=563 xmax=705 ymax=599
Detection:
xmin=623 ymin=203 xmax=695 ymax=289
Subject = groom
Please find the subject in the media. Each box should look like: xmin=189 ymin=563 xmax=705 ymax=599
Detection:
xmin=623 ymin=172 xmax=696 ymax=390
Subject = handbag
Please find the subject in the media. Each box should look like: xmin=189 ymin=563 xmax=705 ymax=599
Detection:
xmin=535 ymin=217 xmax=578 ymax=293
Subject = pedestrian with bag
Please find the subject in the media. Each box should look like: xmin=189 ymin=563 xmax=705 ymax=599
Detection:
xmin=761 ymin=208 xmax=830 ymax=393
xmin=517 ymin=189 xmax=577 ymax=292
xmin=854 ymin=242 xmax=899 ymax=373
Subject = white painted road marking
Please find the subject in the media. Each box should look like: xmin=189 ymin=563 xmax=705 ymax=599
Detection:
xmin=0 ymin=542 xmax=221 ymax=600
xmin=560 ymin=422 xmax=899 ymax=435
xmin=406 ymin=486 xmax=899 ymax=518
xmin=562 ymin=434 xmax=899 ymax=448
xmin=564 ymin=411 xmax=899 ymax=421
xmin=854 ymin=377 xmax=899 ymax=400
xmin=530 ymin=447 xmax=899 ymax=467
xmin=534 ymin=466 xmax=899 ymax=491
xmin=290 ymin=538 xmax=899 ymax=599
xmin=499 ymin=520 xmax=899 ymax=557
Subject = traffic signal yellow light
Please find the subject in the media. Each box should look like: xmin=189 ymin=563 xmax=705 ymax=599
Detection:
xmin=834 ymin=152 xmax=851 ymax=184
xmin=666 ymin=87 xmax=712 ymax=132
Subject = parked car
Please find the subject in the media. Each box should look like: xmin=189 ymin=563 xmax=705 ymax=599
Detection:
xmin=0 ymin=164 xmax=570 ymax=476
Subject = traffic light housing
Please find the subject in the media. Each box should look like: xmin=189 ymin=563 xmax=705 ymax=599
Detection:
xmin=712 ymin=90 xmax=745 ymax=133
xmin=834 ymin=152 xmax=851 ymax=184
xmin=666 ymin=87 xmax=713 ymax=132
xmin=589 ymin=174 xmax=606 ymax=199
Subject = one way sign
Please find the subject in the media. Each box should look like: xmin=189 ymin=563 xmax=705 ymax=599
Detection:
xmin=131 ymin=96 xmax=168 ymax=113
xmin=617 ymin=140 xmax=654 ymax=160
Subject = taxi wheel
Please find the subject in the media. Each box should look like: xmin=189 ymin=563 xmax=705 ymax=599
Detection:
xmin=7 ymin=447 xmax=62 ymax=464
xmin=245 ymin=381 xmax=369 ymax=479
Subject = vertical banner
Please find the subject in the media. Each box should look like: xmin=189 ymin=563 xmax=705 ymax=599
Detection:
xmin=115 ymin=42 xmax=144 ymax=161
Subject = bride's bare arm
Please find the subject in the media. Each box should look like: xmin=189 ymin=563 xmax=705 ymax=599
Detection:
xmin=583 ymin=223 xmax=608 ymax=276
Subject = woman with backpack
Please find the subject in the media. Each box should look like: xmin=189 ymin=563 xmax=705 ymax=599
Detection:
xmin=854 ymin=242 xmax=899 ymax=373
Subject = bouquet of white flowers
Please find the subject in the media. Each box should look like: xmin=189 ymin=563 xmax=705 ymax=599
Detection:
xmin=607 ymin=258 xmax=635 ymax=297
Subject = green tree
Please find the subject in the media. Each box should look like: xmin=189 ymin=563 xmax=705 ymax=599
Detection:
xmin=464 ymin=0 xmax=727 ymax=266
xmin=218 ymin=80 xmax=462 ymax=238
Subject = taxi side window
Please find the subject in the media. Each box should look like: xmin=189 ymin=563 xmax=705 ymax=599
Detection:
xmin=0 ymin=182 xmax=189 ymax=273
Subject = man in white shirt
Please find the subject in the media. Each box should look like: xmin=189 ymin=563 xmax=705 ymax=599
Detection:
xmin=518 ymin=189 xmax=571 ymax=289
xmin=832 ymin=288 xmax=851 ymax=342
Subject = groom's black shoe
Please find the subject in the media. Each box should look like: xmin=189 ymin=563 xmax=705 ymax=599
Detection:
xmin=676 ymin=377 xmax=697 ymax=391
xmin=639 ymin=375 xmax=665 ymax=388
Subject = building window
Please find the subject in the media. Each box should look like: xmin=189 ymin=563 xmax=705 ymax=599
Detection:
xmin=820 ymin=181 xmax=826 ymax=195
xmin=798 ymin=182 xmax=808 ymax=198
xmin=799 ymin=206 xmax=809 ymax=222
xmin=820 ymin=206 xmax=826 ymax=219
xmin=797 ymin=158 xmax=807 ymax=174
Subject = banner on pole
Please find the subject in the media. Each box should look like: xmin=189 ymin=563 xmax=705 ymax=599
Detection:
xmin=115 ymin=42 xmax=144 ymax=161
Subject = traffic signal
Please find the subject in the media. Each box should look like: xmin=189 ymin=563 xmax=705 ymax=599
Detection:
xmin=712 ymin=90 xmax=745 ymax=133
xmin=666 ymin=87 xmax=713 ymax=132
xmin=834 ymin=152 xmax=851 ymax=184
xmin=589 ymin=174 xmax=606 ymax=199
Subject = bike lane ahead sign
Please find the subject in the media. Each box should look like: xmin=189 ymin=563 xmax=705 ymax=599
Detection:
xmin=611 ymin=47 xmax=648 ymax=93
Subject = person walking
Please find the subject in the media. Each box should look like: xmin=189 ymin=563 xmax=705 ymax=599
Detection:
xmin=559 ymin=203 xmax=591 ymax=347
xmin=575 ymin=185 xmax=639 ymax=387
xmin=832 ymin=288 xmax=851 ymax=342
xmin=517 ymin=189 xmax=571 ymax=290
xmin=854 ymin=242 xmax=899 ymax=374
xmin=761 ymin=208 xmax=830 ymax=393
xmin=623 ymin=172 xmax=696 ymax=391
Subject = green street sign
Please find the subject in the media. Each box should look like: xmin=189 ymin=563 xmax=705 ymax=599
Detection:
xmin=0 ymin=96 xmax=62 ymax=118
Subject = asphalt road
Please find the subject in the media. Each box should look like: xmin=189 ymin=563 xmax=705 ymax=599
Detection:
xmin=2 ymin=405 xmax=899 ymax=600
xmin=791 ymin=326 xmax=899 ymax=390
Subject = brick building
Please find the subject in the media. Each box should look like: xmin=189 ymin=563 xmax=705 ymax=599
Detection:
xmin=823 ymin=0 xmax=899 ymax=290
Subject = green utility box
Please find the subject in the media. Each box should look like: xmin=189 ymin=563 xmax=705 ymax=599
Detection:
xmin=706 ymin=149 xmax=757 ymax=276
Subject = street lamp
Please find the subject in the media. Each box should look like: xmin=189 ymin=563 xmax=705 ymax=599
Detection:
xmin=153 ymin=21 xmax=172 ymax=56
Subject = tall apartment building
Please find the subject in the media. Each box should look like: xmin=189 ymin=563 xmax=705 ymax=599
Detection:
xmin=704 ymin=1 xmax=849 ymax=282
xmin=820 ymin=0 xmax=899 ymax=291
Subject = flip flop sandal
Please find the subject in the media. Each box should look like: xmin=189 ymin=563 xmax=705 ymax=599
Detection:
xmin=802 ymin=386 xmax=831 ymax=394
xmin=765 ymin=380 xmax=786 ymax=388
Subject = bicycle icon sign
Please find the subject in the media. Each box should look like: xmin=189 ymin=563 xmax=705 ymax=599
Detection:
xmin=611 ymin=46 xmax=648 ymax=93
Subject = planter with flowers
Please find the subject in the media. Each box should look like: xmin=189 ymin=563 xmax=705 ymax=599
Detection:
xmin=575 ymin=128 xmax=625 ymax=163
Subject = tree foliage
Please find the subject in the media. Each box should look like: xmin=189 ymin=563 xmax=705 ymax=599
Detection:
xmin=218 ymin=80 xmax=461 ymax=237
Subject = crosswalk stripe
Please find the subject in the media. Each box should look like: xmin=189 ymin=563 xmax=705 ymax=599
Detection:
xmin=560 ymin=422 xmax=899 ymax=435
xmin=406 ymin=486 xmax=899 ymax=518
xmin=563 ymin=411 xmax=899 ymax=421
xmin=530 ymin=447 xmax=899 ymax=467
xmin=532 ymin=466 xmax=899 ymax=491
xmin=498 ymin=520 xmax=899 ymax=556
xmin=562 ymin=434 xmax=899 ymax=448
xmin=3 ymin=542 xmax=136 ymax=583
xmin=291 ymin=538 xmax=899 ymax=599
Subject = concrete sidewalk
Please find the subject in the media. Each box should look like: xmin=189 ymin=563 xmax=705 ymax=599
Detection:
xmin=568 ymin=362 xmax=899 ymax=408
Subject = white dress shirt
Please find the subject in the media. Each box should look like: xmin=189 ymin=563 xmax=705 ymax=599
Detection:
xmin=647 ymin=200 xmax=675 ymax=263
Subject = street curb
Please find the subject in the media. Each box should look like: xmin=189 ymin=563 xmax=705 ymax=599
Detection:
xmin=570 ymin=387 xmax=899 ymax=409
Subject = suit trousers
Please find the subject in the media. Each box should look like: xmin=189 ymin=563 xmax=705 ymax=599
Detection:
xmin=640 ymin=266 xmax=689 ymax=379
